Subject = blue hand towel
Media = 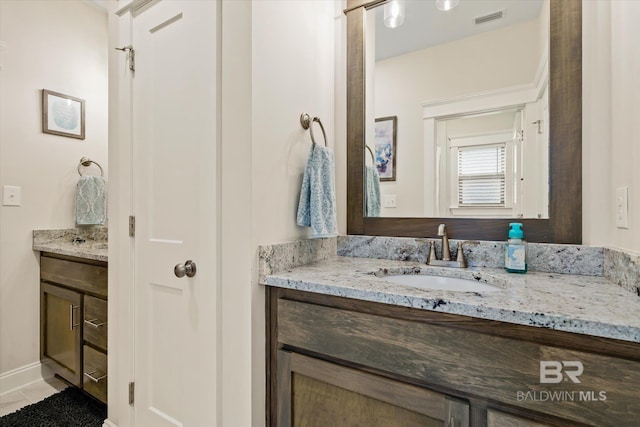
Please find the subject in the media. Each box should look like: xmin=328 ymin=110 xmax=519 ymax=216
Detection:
xmin=365 ymin=165 xmax=381 ymax=217
xmin=296 ymin=144 xmax=338 ymax=238
xmin=75 ymin=176 xmax=106 ymax=225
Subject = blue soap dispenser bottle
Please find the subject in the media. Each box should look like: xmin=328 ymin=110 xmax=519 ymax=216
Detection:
xmin=505 ymin=223 xmax=527 ymax=273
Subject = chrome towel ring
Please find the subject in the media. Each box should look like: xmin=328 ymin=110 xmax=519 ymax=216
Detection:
xmin=300 ymin=113 xmax=327 ymax=147
xmin=78 ymin=157 xmax=104 ymax=177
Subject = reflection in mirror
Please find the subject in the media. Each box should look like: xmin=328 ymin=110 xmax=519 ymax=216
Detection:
xmin=365 ymin=0 xmax=549 ymax=218
xmin=434 ymin=107 xmax=548 ymax=219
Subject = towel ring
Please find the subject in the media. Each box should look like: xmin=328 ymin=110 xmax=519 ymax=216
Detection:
xmin=300 ymin=113 xmax=327 ymax=147
xmin=365 ymin=145 xmax=375 ymax=163
xmin=78 ymin=157 xmax=104 ymax=177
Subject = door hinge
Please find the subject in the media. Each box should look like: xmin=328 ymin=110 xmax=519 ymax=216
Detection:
xmin=532 ymin=119 xmax=543 ymax=134
xmin=115 ymin=45 xmax=135 ymax=72
xmin=129 ymin=216 xmax=135 ymax=237
xmin=129 ymin=381 xmax=135 ymax=405
xmin=518 ymin=129 xmax=525 ymax=142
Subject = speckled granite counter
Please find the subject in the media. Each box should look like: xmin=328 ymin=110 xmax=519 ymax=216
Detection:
xmin=262 ymin=256 xmax=640 ymax=344
xmin=33 ymin=228 xmax=108 ymax=262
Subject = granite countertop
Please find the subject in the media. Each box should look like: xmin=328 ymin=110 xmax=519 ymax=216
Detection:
xmin=263 ymin=256 xmax=640 ymax=344
xmin=33 ymin=228 xmax=108 ymax=262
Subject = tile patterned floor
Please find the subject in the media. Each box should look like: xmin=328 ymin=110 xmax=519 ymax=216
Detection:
xmin=0 ymin=377 xmax=67 ymax=417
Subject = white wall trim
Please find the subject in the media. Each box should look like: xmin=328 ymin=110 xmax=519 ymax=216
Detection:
xmin=115 ymin=0 xmax=156 ymax=17
xmin=103 ymin=419 xmax=119 ymax=427
xmin=0 ymin=362 xmax=54 ymax=396
xmin=108 ymin=0 xmax=135 ymax=425
xmin=422 ymin=118 xmax=436 ymax=216
xmin=421 ymin=83 xmax=539 ymax=120
xmin=533 ymin=45 xmax=549 ymax=100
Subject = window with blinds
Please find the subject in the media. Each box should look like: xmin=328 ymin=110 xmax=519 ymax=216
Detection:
xmin=457 ymin=144 xmax=506 ymax=206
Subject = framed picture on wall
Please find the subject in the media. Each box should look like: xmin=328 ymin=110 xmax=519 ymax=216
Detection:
xmin=374 ymin=116 xmax=397 ymax=181
xmin=42 ymin=89 xmax=85 ymax=140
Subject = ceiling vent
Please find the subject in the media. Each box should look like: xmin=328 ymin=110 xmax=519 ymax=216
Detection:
xmin=475 ymin=10 xmax=504 ymax=25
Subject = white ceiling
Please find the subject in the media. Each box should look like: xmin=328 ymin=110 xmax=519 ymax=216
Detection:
xmin=375 ymin=0 xmax=543 ymax=61
xmin=84 ymin=0 xmax=109 ymax=13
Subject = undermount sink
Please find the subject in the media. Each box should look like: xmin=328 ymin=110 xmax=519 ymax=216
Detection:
xmin=382 ymin=274 xmax=500 ymax=293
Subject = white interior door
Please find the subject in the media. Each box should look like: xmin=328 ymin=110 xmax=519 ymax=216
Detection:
xmin=133 ymin=1 xmax=218 ymax=426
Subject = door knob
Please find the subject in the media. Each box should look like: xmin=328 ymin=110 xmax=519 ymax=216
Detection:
xmin=174 ymin=260 xmax=197 ymax=278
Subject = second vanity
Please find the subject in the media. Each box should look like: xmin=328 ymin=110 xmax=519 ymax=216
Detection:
xmin=33 ymin=228 xmax=109 ymax=404
xmin=262 ymin=240 xmax=640 ymax=427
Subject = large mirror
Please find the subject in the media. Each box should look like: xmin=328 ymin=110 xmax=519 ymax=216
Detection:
xmin=367 ymin=0 xmax=549 ymax=219
xmin=346 ymin=0 xmax=581 ymax=243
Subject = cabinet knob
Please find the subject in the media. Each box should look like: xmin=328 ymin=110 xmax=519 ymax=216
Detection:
xmin=174 ymin=260 xmax=197 ymax=278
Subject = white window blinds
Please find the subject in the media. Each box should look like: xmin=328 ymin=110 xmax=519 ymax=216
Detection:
xmin=457 ymin=144 xmax=506 ymax=206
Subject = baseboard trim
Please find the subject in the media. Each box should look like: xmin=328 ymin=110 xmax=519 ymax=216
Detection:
xmin=103 ymin=419 xmax=118 ymax=427
xmin=0 ymin=361 xmax=54 ymax=395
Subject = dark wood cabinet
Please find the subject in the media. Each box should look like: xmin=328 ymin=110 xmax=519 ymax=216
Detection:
xmin=487 ymin=409 xmax=552 ymax=427
xmin=278 ymin=350 xmax=469 ymax=427
xmin=40 ymin=253 xmax=108 ymax=403
xmin=40 ymin=282 xmax=83 ymax=386
xmin=267 ymin=287 xmax=640 ymax=427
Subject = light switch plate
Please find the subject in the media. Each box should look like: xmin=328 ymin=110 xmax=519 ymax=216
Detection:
xmin=3 ymin=185 xmax=21 ymax=206
xmin=383 ymin=195 xmax=397 ymax=208
xmin=616 ymin=186 xmax=628 ymax=229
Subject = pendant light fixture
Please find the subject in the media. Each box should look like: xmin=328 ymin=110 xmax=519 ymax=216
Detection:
xmin=384 ymin=0 xmax=406 ymax=28
xmin=436 ymin=0 xmax=460 ymax=12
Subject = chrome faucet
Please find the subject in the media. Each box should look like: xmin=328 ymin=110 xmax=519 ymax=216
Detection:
xmin=426 ymin=224 xmax=466 ymax=268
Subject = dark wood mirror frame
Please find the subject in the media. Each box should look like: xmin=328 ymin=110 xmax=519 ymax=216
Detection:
xmin=346 ymin=0 xmax=581 ymax=243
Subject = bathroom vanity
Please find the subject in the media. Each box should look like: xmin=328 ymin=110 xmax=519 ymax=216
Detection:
xmin=34 ymin=229 xmax=108 ymax=404
xmin=263 ymin=254 xmax=640 ymax=427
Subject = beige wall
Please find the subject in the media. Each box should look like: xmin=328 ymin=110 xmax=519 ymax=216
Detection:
xmin=583 ymin=0 xmax=640 ymax=252
xmin=249 ymin=0 xmax=338 ymax=424
xmin=0 ymin=1 xmax=108 ymax=376
xmin=251 ymin=1 xmax=337 ymax=245
xmin=608 ymin=0 xmax=640 ymax=252
xmin=374 ymin=17 xmax=543 ymax=217
xmin=220 ymin=1 xmax=253 ymax=425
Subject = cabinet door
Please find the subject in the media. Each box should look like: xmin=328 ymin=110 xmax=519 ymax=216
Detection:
xmin=41 ymin=282 xmax=82 ymax=386
xmin=487 ymin=409 xmax=552 ymax=427
xmin=276 ymin=351 xmax=469 ymax=427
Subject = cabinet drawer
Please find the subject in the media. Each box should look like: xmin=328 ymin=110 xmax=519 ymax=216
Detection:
xmin=84 ymin=296 xmax=107 ymax=350
xmin=41 ymin=256 xmax=107 ymax=298
xmin=83 ymin=345 xmax=107 ymax=403
xmin=487 ymin=409 xmax=551 ymax=427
